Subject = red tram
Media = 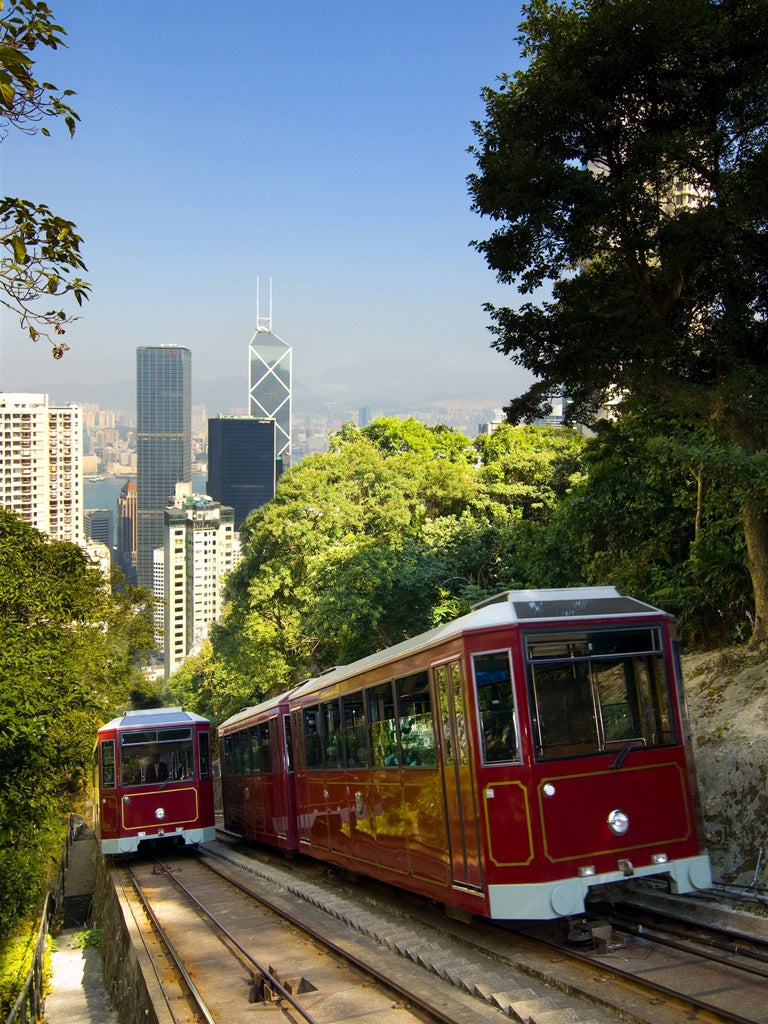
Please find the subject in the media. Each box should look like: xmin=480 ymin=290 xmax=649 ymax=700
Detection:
xmin=97 ymin=707 xmax=216 ymax=855
xmin=219 ymin=587 xmax=712 ymax=919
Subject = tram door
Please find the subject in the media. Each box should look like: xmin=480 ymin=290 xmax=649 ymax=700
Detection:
xmin=434 ymin=661 xmax=482 ymax=890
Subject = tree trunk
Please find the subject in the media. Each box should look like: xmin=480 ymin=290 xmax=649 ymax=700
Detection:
xmin=742 ymin=494 xmax=768 ymax=643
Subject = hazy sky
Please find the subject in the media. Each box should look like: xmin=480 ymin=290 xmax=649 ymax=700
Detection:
xmin=0 ymin=0 xmax=531 ymax=408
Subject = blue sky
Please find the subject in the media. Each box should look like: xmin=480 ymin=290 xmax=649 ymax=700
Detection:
xmin=0 ymin=0 xmax=530 ymax=409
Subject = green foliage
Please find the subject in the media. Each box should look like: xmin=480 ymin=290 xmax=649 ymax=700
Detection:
xmin=0 ymin=921 xmax=50 ymax=1016
xmin=180 ymin=419 xmax=588 ymax=722
xmin=70 ymin=928 xmax=101 ymax=949
xmin=171 ymin=412 xmax=753 ymax=722
xmin=515 ymin=411 xmax=751 ymax=644
xmin=469 ymin=0 xmax=768 ymax=634
xmin=0 ymin=0 xmax=90 ymax=355
xmin=0 ymin=511 xmax=155 ymax=938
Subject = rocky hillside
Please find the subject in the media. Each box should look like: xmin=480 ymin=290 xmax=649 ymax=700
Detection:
xmin=684 ymin=646 xmax=768 ymax=884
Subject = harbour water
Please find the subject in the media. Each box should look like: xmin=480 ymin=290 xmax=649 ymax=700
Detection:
xmin=84 ymin=474 xmax=208 ymax=514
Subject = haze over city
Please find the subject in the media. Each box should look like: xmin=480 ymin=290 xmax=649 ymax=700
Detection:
xmin=0 ymin=0 xmax=533 ymax=412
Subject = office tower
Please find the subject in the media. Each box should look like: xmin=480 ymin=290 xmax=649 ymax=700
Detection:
xmin=162 ymin=485 xmax=237 ymax=680
xmin=136 ymin=346 xmax=191 ymax=588
xmin=359 ymin=406 xmax=372 ymax=428
xmin=207 ymin=416 xmax=277 ymax=530
xmin=116 ymin=479 xmax=138 ymax=585
xmin=0 ymin=393 xmax=83 ymax=545
xmin=248 ymin=290 xmax=292 ymax=465
xmin=84 ymin=507 xmax=114 ymax=550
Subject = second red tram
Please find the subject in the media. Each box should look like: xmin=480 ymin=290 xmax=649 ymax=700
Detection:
xmin=97 ymin=707 xmax=216 ymax=855
xmin=219 ymin=587 xmax=712 ymax=919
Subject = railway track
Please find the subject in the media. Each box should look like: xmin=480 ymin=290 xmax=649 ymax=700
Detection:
xmin=120 ymin=851 xmax=513 ymax=1024
xmin=196 ymin=836 xmax=768 ymax=1024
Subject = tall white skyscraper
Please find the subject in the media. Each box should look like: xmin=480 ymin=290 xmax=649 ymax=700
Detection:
xmin=248 ymin=283 xmax=292 ymax=466
xmin=161 ymin=485 xmax=238 ymax=680
xmin=0 ymin=393 xmax=83 ymax=545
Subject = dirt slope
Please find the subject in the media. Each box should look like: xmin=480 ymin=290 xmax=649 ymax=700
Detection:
xmin=684 ymin=646 xmax=768 ymax=884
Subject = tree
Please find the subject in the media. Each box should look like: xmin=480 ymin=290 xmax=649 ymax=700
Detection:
xmin=468 ymin=0 xmax=768 ymax=637
xmin=188 ymin=419 xmax=591 ymax=722
xmin=0 ymin=511 xmax=154 ymax=937
xmin=0 ymin=0 xmax=89 ymax=356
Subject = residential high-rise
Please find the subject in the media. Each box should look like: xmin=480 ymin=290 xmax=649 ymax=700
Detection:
xmin=116 ymin=479 xmax=138 ymax=585
xmin=207 ymin=416 xmax=277 ymax=530
xmin=248 ymin=291 xmax=292 ymax=465
xmin=0 ymin=393 xmax=83 ymax=545
xmin=136 ymin=346 xmax=191 ymax=588
xmin=161 ymin=485 xmax=237 ymax=680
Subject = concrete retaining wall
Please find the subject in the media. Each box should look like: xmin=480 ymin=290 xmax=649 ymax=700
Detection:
xmin=94 ymin=853 xmax=173 ymax=1024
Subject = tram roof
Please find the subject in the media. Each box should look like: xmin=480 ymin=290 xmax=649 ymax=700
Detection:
xmin=99 ymin=706 xmax=209 ymax=732
xmin=218 ymin=687 xmax=302 ymax=732
xmin=235 ymin=587 xmax=667 ymax=716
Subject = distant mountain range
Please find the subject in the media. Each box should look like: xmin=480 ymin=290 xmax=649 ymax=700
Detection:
xmin=38 ymin=377 xmax=504 ymax=420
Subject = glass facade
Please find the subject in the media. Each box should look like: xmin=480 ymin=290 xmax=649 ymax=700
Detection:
xmin=136 ymin=346 xmax=191 ymax=588
xmin=207 ymin=416 xmax=277 ymax=530
xmin=249 ymin=328 xmax=292 ymax=462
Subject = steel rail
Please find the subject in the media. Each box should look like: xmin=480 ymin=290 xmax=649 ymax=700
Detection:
xmin=153 ymin=860 xmax=322 ymax=1024
xmin=610 ymin=915 xmax=768 ymax=980
xmin=125 ymin=867 xmax=216 ymax=1024
xmin=195 ymin=847 xmax=474 ymax=1024
xmin=520 ymin=917 xmax=764 ymax=1024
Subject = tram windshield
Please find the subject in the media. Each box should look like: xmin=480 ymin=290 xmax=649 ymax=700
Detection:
xmin=525 ymin=627 xmax=677 ymax=761
xmin=120 ymin=727 xmax=195 ymax=785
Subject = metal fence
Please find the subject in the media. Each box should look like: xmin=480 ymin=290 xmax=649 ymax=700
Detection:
xmin=4 ymin=815 xmax=82 ymax=1024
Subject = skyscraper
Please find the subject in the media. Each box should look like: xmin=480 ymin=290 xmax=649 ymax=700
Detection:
xmin=248 ymin=289 xmax=292 ymax=465
xmin=116 ymin=479 xmax=138 ymax=585
xmin=84 ymin=507 xmax=114 ymax=550
xmin=162 ymin=486 xmax=237 ymax=680
xmin=136 ymin=346 xmax=191 ymax=588
xmin=0 ymin=393 xmax=83 ymax=545
xmin=207 ymin=416 xmax=277 ymax=530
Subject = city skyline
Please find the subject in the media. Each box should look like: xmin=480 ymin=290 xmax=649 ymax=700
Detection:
xmin=0 ymin=1 xmax=532 ymax=409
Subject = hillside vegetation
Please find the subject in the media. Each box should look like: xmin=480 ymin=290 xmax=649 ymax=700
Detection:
xmin=169 ymin=417 xmax=752 ymax=728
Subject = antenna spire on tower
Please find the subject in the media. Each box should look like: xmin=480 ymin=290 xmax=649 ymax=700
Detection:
xmin=255 ymin=277 xmax=273 ymax=333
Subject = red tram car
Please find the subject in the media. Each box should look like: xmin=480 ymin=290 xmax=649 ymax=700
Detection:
xmin=97 ymin=707 xmax=216 ymax=855
xmin=219 ymin=587 xmax=712 ymax=920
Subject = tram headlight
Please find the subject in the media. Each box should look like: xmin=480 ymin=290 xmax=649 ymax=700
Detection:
xmin=607 ymin=809 xmax=629 ymax=835
xmin=154 ymin=807 xmax=166 ymax=821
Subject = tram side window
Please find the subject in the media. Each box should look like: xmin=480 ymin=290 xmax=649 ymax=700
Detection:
xmin=101 ymin=740 xmax=116 ymax=789
xmin=368 ymin=681 xmax=399 ymax=767
xmin=224 ymin=733 xmax=243 ymax=776
xmin=630 ymin=654 xmax=676 ymax=746
xmin=342 ymin=692 xmax=369 ymax=767
xmin=304 ymin=706 xmax=323 ymax=769
xmin=259 ymin=722 xmax=272 ymax=774
xmin=322 ymin=700 xmax=343 ymax=768
xmin=396 ymin=671 xmax=436 ymax=767
xmin=248 ymin=725 xmax=260 ymax=773
xmin=199 ymin=731 xmax=211 ymax=779
xmin=472 ymin=651 xmax=520 ymax=764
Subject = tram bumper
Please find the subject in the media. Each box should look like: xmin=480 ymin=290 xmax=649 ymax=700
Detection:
xmin=487 ymin=853 xmax=713 ymax=920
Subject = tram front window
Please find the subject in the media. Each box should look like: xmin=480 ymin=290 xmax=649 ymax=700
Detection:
xmin=526 ymin=629 xmax=677 ymax=761
xmin=120 ymin=727 xmax=196 ymax=785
